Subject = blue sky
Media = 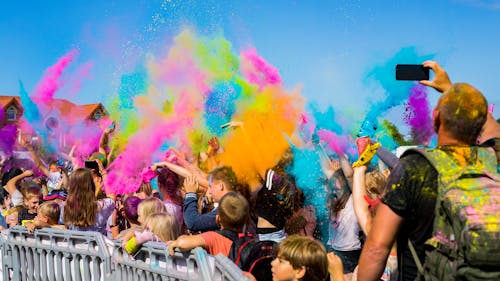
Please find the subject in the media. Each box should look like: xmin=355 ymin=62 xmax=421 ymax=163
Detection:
xmin=1 ymin=0 xmax=499 ymax=118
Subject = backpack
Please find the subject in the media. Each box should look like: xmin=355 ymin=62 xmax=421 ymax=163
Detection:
xmin=409 ymin=147 xmax=500 ymax=281
xmin=216 ymin=229 xmax=277 ymax=281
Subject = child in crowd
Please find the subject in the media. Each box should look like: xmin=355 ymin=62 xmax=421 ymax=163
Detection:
xmin=272 ymin=235 xmax=345 ymax=281
xmin=25 ymin=201 xmax=66 ymax=232
xmin=137 ymin=197 xmax=167 ymax=225
xmin=111 ymin=195 xmax=142 ymax=239
xmin=168 ymin=192 xmax=249 ymax=257
xmin=352 ymin=158 xmax=397 ymax=281
xmin=123 ymin=212 xmax=180 ymax=254
xmin=18 ymin=185 xmax=42 ymax=226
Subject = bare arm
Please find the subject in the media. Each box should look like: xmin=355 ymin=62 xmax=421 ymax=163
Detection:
xmin=154 ymin=161 xmax=209 ymax=190
xmin=339 ymin=154 xmax=353 ymax=190
xmin=352 ymin=165 xmax=371 ymax=236
xmin=26 ymin=147 xmax=49 ymax=176
xmin=357 ymin=204 xmax=402 ymax=281
xmin=4 ymin=170 xmax=33 ymax=195
xmin=99 ymin=122 xmax=115 ymax=155
xmin=168 ymin=234 xmax=206 ymax=256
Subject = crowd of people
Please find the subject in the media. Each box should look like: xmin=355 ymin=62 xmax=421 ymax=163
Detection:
xmin=1 ymin=61 xmax=499 ymax=281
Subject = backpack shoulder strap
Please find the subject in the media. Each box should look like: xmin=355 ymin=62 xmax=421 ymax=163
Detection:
xmin=215 ymin=229 xmax=239 ymax=241
xmin=406 ymin=147 xmax=500 ymax=190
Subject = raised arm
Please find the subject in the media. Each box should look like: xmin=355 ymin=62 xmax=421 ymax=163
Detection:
xmin=352 ymin=165 xmax=371 ymax=236
xmin=99 ymin=122 xmax=115 ymax=155
xmin=153 ymin=161 xmax=209 ymax=189
xmin=5 ymin=170 xmax=33 ymax=195
xmin=339 ymin=154 xmax=353 ymax=190
xmin=419 ymin=61 xmax=452 ymax=93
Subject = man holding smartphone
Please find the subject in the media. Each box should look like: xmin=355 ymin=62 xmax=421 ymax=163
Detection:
xmin=357 ymin=61 xmax=491 ymax=281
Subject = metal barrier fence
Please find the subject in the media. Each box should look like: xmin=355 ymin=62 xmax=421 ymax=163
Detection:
xmin=1 ymin=227 xmax=248 ymax=281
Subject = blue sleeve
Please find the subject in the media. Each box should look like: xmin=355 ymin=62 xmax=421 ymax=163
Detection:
xmin=183 ymin=194 xmax=219 ymax=232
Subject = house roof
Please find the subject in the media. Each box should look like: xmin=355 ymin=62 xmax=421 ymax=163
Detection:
xmin=1 ymin=95 xmax=105 ymax=121
xmin=0 ymin=96 xmax=21 ymax=109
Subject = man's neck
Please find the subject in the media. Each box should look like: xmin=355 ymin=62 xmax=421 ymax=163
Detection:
xmin=437 ymin=131 xmax=470 ymax=146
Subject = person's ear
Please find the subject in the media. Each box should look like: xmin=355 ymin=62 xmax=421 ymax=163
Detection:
xmin=295 ymin=266 xmax=306 ymax=279
xmin=219 ymin=182 xmax=225 ymax=191
xmin=37 ymin=215 xmax=48 ymax=223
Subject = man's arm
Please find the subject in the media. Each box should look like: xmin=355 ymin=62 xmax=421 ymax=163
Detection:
xmin=357 ymin=203 xmax=403 ymax=281
xmin=182 ymin=195 xmax=218 ymax=231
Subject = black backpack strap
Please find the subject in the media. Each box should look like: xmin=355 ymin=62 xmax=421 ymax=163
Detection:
xmin=215 ymin=229 xmax=239 ymax=241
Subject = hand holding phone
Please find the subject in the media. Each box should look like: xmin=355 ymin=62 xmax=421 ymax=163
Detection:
xmin=395 ymin=64 xmax=430 ymax=81
xmin=84 ymin=160 xmax=99 ymax=170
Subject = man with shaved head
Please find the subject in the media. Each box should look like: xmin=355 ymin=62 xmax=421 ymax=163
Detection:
xmin=357 ymin=62 xmax=490 ymax=281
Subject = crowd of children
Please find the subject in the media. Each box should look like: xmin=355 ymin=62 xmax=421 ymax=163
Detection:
xmin=1 ymin=61 xmax=499 ymax=281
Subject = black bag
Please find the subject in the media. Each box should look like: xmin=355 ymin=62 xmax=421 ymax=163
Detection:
xmin=216 ymin=229 xmax=277 ymax=281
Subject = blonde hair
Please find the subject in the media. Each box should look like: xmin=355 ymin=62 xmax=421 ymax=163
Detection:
xmin=144 ymin=212 xmax=180 ymax=242
xmin=137 ymin=197 xmax=166 ymax=224
xmin=365 ymin=171 xmax=386 ymax=199
xmin=137 ymin=182 xmax=153 ymax=197
xmin=277 ymin=235 xmax=328 ymax=281
xmin=21 ymin=185 xmax=42 ymax=201
xmin=38 ymin=201 xmax=60 ymax=225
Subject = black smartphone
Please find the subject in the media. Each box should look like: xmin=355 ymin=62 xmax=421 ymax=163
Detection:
xmin=395 ymin=64 xmax=430 ymax=81
xmin=84 ymin=160 xmax=99 ymax=170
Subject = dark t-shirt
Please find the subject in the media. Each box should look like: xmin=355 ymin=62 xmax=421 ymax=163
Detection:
xmin=382 ymin=152 xmax=438 ymax=281
xmin=18 ymin=208 xmax=37 ymax=225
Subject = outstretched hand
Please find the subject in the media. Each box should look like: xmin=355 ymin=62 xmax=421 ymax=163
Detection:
xmin=207 ymin=137 xmax=220 ymax=156
xmin=419 ymin=61 xmax=452 ymax=93
xmin=220 ymin=120 xmax=244 ymax=129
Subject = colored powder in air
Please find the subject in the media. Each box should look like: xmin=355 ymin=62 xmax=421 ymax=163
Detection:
xmin=381 ymin=119 xmax=412 ymax=146
xmin=204 ymin=81 xmax=240 ymax=136
xmin=405 ymin=84 xmax=434 ymax=145
xmin=290 ymin=146 xmax=329 ymax=243
xmin=108 ymin=71 xmax=146 ymax=150
xmin=362 ymin=47 xmax=434 ymax=136
xmin=317 ymin=129 xmax=355 ymax=157
xmin=66 ymin=62 xmax=94 ymax=98
xmin=0 ymin=125 xmax=17 ymax=156
xmin=18 ymin=81 xmax=42 ymax=125
xmin=220 ymin=85 xmax=303 ymax=184
xmin=105 ymin=120 xmax=179 ymax=195
xmin=240 ymin=47 xmax=281 ymax=89
xmin=309 ymin=104 xmax=343 ymax=135
xmin=32 ymin=49 xmax=78 ymax=105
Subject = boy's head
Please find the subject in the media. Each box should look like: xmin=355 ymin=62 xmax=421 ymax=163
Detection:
xmin=22 ymin=185 xmax=42 ymax=213
xmin=37 ymin=201 xmax=60 ymax=225
xmin=272 ymin=235 xmax=328 ymax=281
xmin=216 ymin=192 xmax=249 ymax=232
xmin=48 ymin=162 xmax=58 ymax=173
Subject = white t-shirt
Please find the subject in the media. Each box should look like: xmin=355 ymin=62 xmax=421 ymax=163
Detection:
xmin=328 ymin=196 xmax=362 ymax=251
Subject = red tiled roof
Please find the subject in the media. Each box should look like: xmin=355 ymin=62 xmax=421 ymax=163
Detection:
xmin=1 ymin=95 xmax=105 ymax=121
xmin=0 ymin=96 xmax=21 ymax=109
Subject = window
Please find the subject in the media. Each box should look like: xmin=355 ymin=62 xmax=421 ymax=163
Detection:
xmin=93 ymin=110 xmax=102 ymax=120
xmin=6 ymin=106 xmax=17 ymax=121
